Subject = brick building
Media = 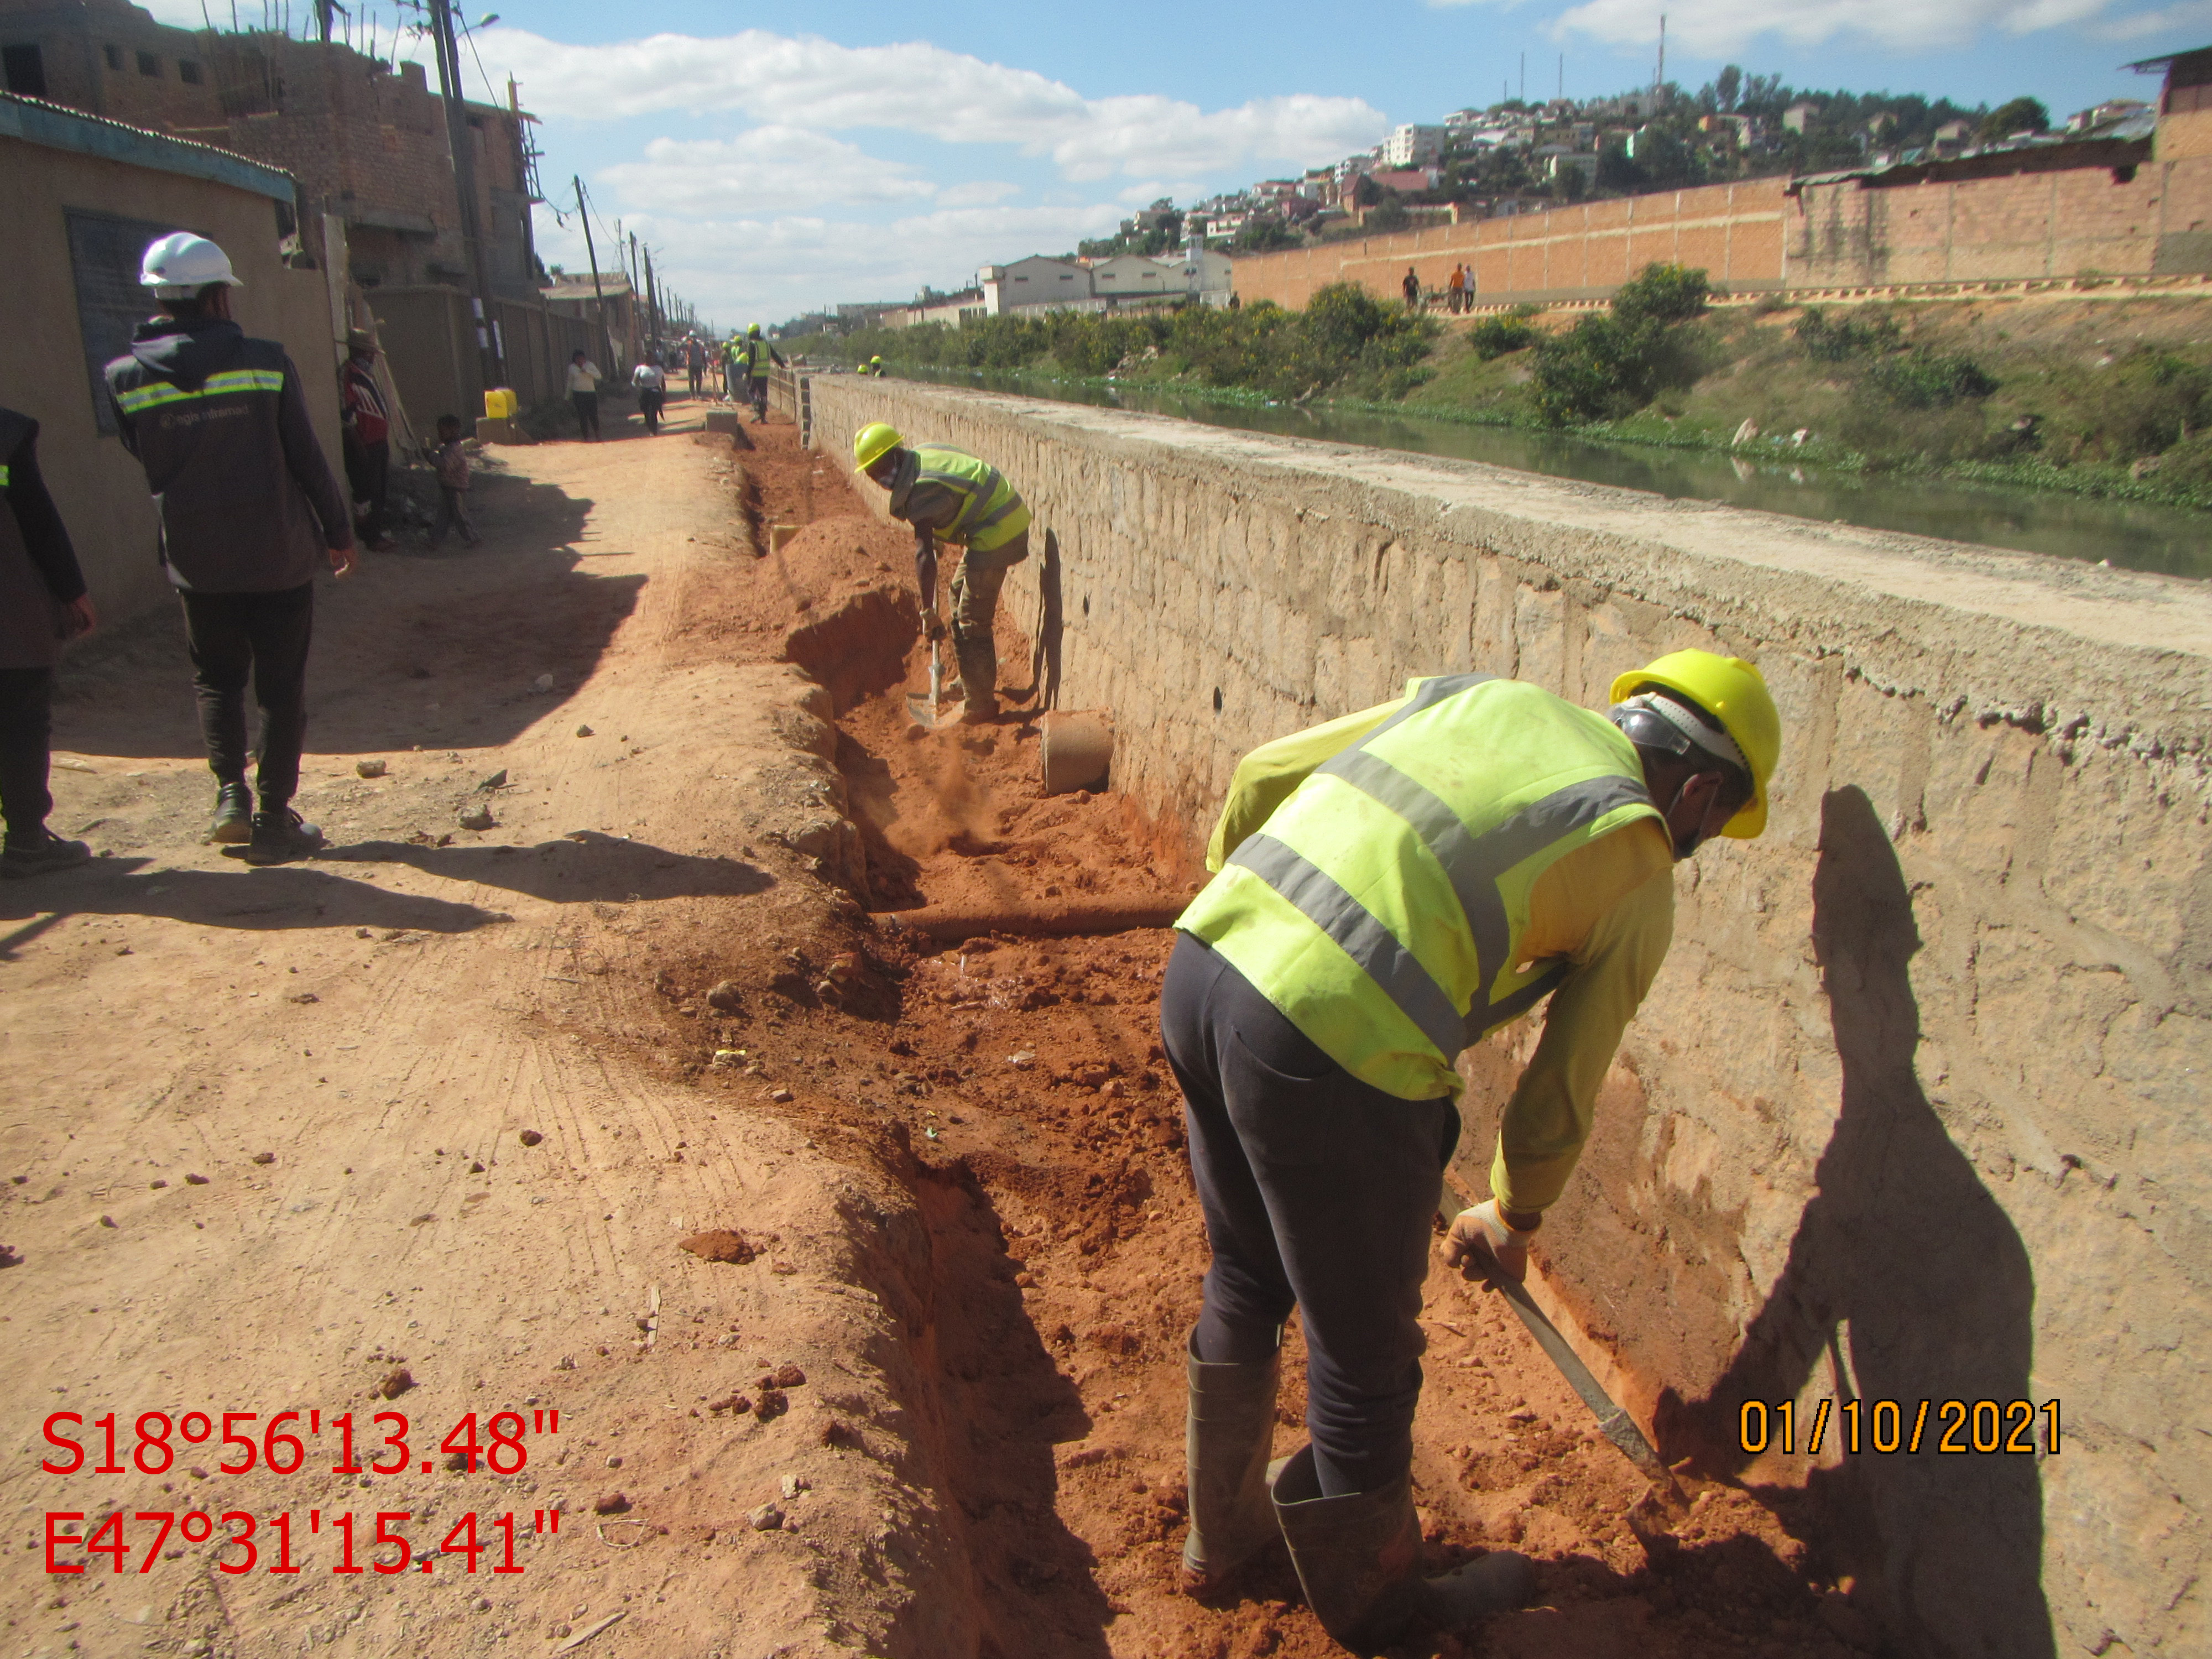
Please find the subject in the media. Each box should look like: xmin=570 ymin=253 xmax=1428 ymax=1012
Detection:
xmin=0 ymin=0 xmax=541 ymax=296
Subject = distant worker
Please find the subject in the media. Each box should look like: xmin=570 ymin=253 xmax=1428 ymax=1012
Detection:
xmin=106 ymin=233 xmax=356 ymax=865
xmin=852 ymin=422 xmax=1030 ymax=724
xmin=1402 ymin=265 xmax=1421 ymax=309
xmin=738 ymin=324 xmax=785 ymax=424
xmin=0 ymin=405 xmax=97 ymax=879
xmin=861 ymin=355 xmax=885 ymax=377
xmin=722 ymin=333 xmax=745 ymax=403
xmin=1162 ymin=653 xmax=1781 ymax=1652
xmin=1447 ymin=263 xmax=1467 ymax=314
xmin=684 ymin=335 xmax=706 ymax=398
xmin=566 ymin=349 xmax=603 ymax=441
xmin=632 ymin=357 xmax=667 ymax=434
xmin=338 ymin=329 xmax=394 ymax=551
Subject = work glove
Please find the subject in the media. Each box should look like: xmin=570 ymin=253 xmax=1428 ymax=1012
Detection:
xmin=924 ymin=612 xmax=947 ymax=643
xmin=1441 ymin=1199 xmax=1537 ymax=1286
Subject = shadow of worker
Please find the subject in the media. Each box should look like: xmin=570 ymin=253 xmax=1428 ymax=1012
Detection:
xmin=1666 ymin=786 xmax=2053 ymax=1658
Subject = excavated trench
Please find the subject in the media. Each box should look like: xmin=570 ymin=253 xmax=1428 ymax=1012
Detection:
xmin=667 ymin=422 xmax=1876 ymax=1659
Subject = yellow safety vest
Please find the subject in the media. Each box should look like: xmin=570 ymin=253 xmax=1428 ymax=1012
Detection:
xmin=1177 ymin=676 xmax=1663 ymax=1099
xmin=908 ymin=445 xmax=1031 ymax=552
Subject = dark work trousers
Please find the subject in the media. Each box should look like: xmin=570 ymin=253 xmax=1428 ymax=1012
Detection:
xmin=343 ymin=436 xmax=389 ymax=545
xmin=686 ymin=364 xmax=702 ymax=396
xmin=179 ymin=583 xmax=314 ymax=807
xmin=571 ymin=392 xmax=600 ymax=441
xmin=0 ymin=666 xmax=55 ymax=844
xmin=1160 ymin=930 xmax=1459 ymax=1499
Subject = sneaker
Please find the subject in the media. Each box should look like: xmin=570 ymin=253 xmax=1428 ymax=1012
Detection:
xmin=208 ymin=780 xmax=254 ymax=844
xmin=0 ymin=830 xmax=93 ymax=879
xmin=240 ymin=807 xmax=324 ymax=865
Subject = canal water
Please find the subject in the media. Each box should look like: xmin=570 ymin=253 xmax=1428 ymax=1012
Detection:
xmin=892 ymin=367 xmax=2209 ymax=580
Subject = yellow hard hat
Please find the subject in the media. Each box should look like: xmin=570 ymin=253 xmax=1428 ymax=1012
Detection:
xmin=1610 ymin=650 xmax=1781 ymax=838
xmin=853 ymin=421 xmax=902 ymax=471
xmin=748 ymin=323 xmax=761 ymax=336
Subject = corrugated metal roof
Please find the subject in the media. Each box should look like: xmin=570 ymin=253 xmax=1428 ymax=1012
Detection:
xmin=1791 ymin=113 xmax=2157 ymax=192
xmin=0 ymin=91 xmax=295 ymax=204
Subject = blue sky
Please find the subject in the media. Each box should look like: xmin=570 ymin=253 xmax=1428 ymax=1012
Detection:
xmin=150 ymin=1 xmax=2212 ymax=328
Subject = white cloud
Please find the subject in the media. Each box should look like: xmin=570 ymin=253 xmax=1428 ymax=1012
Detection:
xmin=2090 ymin=0 xmax=2212 ymax=37
xmin=1428 ymin=0 xmax=2142 ymax=53
xmin=536 ymin=199 xmax=1126 ymax=326
xmin=598 ymin=128 xmax=936 ymax=216
xmin=474 ymin=27 xmax=1385 ymax=180
xmin=936 ymin=180 xmax=1022 ymax=207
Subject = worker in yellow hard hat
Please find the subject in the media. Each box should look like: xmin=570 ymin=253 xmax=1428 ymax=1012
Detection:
xmin=1159 ymin=650 xmax=1779 ymax=1651
xmin=852 ymin=421 xmax=1030 ymax=722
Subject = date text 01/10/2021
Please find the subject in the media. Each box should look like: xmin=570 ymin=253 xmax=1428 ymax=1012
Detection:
xmin=44 ymin=1507 xmax=561 ymax=1575
xmin=1738 ymin=1398 xmax=2061 ymax=1457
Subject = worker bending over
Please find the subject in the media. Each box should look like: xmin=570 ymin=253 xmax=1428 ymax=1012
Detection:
xmin=852 ymin=422 xmax=1030 ymax=723
xmin=1162 ymin=653 xmax=1781 ymax=1653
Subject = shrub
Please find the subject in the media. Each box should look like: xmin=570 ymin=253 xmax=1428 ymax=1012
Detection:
xmin=1868 ymin=348 xmax=1998 ymax=408
xmin=1469 ymin=315 xmax=1541 ymax=359
xmin=1794 ymin=307 xmax=1899 ymax=362
xmin=1611 ymin=262 xmax=1710 ymax=327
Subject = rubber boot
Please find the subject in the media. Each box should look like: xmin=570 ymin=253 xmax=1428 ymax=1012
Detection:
xmin=1270 ymin=1446 xmax=1532 ymax=1655
xmin=1180 ymin=1332 xmax=1281 ymax=1594
xmin=951 ymin=624 xmax=997 ymax=721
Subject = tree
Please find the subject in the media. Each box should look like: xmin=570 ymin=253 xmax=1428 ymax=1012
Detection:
xmin=1366 ymin=195 xmax=1412 ymax=233
xmin=1978 ymin=96 xmax=2049 ymax=141
xmin=1234 ymin=217 xmax=1302 ymax=253
xmin=1716 ymin=64 xmax=1743 ymax=112
xmin=1352 ymin=174 xmax=1383 ymax=208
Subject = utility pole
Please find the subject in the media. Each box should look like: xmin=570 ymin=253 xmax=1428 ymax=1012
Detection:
xmin=1656 ymin=14 xmax=1666 ymax=97
xmin=313 ymin=0 xmax=332 ymax=42
xmin=642 ymin=244 xmax=662 ymax=354
xmin=1519 ymin=52 xmax=1525 ymax=104
xmin=426 ymin=0 xmax=503 ymax=390
xmin=573 ymin=175 xmax=613 ymax=372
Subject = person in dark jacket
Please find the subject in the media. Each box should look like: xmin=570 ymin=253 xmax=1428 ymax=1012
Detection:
xmin=106 ymin=233 xmax=356 ymax=866
xmin=0 ymin=408 xmax=97 ymax=879
xmin=339 ymin=329 xmax=395 ymax=552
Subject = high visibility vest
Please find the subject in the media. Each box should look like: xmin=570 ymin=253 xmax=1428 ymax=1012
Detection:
xmin=909 ymin=445 xmax=1031 ymax=552
xmin=1177 ymin=675 xmax=1664 ymax=1100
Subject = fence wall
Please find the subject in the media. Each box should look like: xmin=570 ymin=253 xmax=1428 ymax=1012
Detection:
xmin=806 ymin=373 xmax=2212 ymax=1659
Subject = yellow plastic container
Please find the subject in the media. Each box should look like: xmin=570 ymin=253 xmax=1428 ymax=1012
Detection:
xmin=483 ymin=388 xmax=518 ymax=420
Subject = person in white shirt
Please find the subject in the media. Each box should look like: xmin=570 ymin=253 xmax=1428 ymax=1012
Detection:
xmin=566 ymin=352 xmax=602 ymax=442
xmin=632 ymin=359 xmax=667 ymax=434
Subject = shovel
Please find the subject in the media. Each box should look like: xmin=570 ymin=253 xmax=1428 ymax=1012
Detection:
xmin=906 ymin=634 xmax=947 ymax=727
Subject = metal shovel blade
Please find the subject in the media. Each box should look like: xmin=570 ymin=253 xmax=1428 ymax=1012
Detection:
xmin=906 ymin=639 xmax=945 ymax=727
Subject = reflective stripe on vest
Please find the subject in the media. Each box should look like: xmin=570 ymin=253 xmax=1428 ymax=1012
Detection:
xmin=113 ymin=368 xmax=285 ymax=414
xmin=1194 ymin=676 xmax=1662 ymax=1095
xmin=912 ymin=446 xmax=1028 ymax=549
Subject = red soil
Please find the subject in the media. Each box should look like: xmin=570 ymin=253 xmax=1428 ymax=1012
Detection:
xmin=650 ymin=420 xmax=1871 ymax=1658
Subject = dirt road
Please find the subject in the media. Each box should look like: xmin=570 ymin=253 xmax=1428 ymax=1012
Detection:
xmin=3 ymin=401 xmax=1869 ymax=1659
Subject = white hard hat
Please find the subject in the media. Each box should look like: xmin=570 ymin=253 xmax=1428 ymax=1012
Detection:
xmin=140 ymin=232 xmax=243 ymax=298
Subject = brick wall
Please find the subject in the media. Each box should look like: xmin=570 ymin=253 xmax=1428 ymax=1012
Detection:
xmin=806 ymin=373 xmax=2211 ymax=1659
xmin=1230 ymin=181 xmax=1790 ymax=309
xmin=1790 ymin=154 xmax=2212 ymax=285
xmin=1232 ymin=149 xmax=2212 ymax=309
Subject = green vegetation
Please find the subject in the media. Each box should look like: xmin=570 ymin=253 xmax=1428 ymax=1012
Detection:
xmin=826 ymin=268 xmax=2212 ymax=513
xmin=832 ymin=284 xmax=1436 ymax=401
xmin=1528 ymin=264 xmax=1712 ymax=423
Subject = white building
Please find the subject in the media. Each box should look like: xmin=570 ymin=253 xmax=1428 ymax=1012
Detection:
xmin=1383 ymin=124 xmax=1446 ymax=168
xmin=1090 ymin=254 xmax=1180 ymax=301
xmin=978 ymin=256 xmax=1097 ymax=316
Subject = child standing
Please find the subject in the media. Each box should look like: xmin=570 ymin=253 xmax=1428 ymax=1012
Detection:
xmin=428 ymin=416 xmax=480 ymax=550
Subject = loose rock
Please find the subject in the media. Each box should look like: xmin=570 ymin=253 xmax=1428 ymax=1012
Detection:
xmin=593 ymin=1491 xmax=629 ymax=1515
xmin=575 ymin=724 xmax=594 ymax=738
xmin=748 ymin=1503 xmax=784 ymax=1532
xmin=679 ymin=1229 xmax=761 ymax=1264
xmin=533 ymin=672 xmax=555 ymax=693
xmin=355 ymin=759 xmax=387 ymax=778
xmin=706 ymin=980 xmax=745 ymax=1012
xmin=376 ymin=1368 xmax=414 ymax=1400
xmin=518 ymin=1129 xmax=544 ymax=1147
xmin=458 ymin=805 xmax=496 ymax=831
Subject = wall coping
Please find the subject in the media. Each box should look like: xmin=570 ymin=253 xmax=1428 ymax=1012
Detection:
xmin=0 ymin=90 xmax=296 ymax=204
